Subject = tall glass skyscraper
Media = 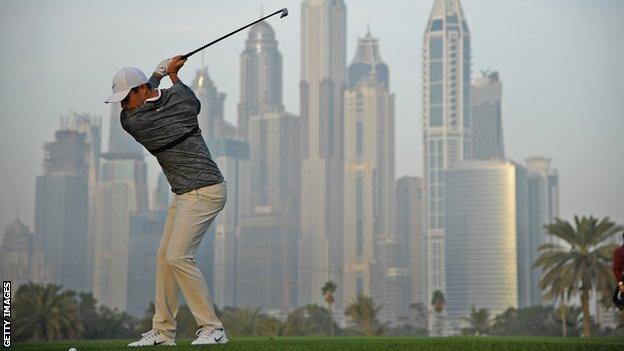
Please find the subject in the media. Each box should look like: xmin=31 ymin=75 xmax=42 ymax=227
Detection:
xmin=445 ymin=161 xmax=518 ymax=329
xmin=472 ymin=71 xmax=504 ymax=160
xmin=299 ymin=0 xmax=347 ymax=307
xmin=422 ymin=0 xmax=472 ymax=319
xmin=35 ymin=128 xmax=89 ymax=293
xmin=526 ymin=157 xmax=559 ymax=306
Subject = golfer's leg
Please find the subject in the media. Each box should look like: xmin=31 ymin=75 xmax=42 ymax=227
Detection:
xmin=166 ymin=182 xmax=226 ymax=328
xmin=152 ymin=198 xmax=180 ymax=338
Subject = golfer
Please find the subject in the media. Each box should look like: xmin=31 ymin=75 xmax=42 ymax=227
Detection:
xmin=105 ymin=56 xmax=228 ymax=346
xmin=613 ymin=232 xmax=624 ymax=311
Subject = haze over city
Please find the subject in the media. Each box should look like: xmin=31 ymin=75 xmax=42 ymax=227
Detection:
xmin=1 ymin=0 xmax=622 ymax=233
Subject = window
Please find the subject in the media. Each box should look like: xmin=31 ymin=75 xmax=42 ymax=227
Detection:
xmin=430 ymin=62 xmax=443 ymax=82
xmin=463 ymin=37 xmax=471 ymax=60
xmin=430 ymin=19 xmax=443 ymax=32
xmin=356 ymin=122 xmax=363 ymax=156
xmin=462 ymin=20 xmax=469 ymax=32
xmin=463 ymin=106 xmax=471 ymax=127
xmin=447 ymin=15 xmax=458 ymax=23
xmin=430 ymin=83 xmax=443 ymax=104
xmin=430 ymin=106 xmax=443 ymax=126
xmin=356 ymin=278 xmax=364 ymax=296
xmin=429 ymin=37 xmax=443 ymax=59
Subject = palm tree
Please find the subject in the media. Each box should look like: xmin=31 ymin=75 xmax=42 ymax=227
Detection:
xmin=534 ymin=215 xmax=622 ymax=337
xmin=13 ymin=282 xmax=83 ymax=341
xmin=431 ymin=290 xmax=445 ymax=336
xmin=344 ymin=295 xmax=387 ymax=336
xmin=461 ymin=306 xmax=491 ymax=336
xmin=321 ymin=280 xmax=337 ymax=336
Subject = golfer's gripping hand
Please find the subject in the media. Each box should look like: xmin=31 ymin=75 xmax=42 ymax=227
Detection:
xmin=167 ymin=55 xmax=186 ymax=75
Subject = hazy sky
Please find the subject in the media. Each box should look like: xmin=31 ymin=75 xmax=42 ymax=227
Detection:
xmin=1 ymin=0 xmax=623 ymax=234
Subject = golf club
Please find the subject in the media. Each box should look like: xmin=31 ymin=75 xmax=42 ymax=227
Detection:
xmin=182 ymin=7 xmax=289 ymax=59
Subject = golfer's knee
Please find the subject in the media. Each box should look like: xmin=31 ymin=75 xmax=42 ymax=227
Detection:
xmin=165 ymin=252 xmax=188 ymax=267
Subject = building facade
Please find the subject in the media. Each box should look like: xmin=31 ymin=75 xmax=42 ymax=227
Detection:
xmin=126 ymin=210 xmax=167 ymax=317
xmin=191 ymin=67 xmax=237 ymax=142
xmin=526 ymin=157 xmax=559 ymax=306
xmin=299 ymin=0 xmax=347 ymax=307
xmin=396 ymin=176 xmax=426 ymax=307
xmin=422 ymin=0 xmax=472 ymax=328
xmin=207 ymin=138 xmax=250 ymax=308
xmin=35 ymin=128 xmax=89 ymax=292
xmin=445 ymin=160 xmax=518 ymax=330
xmin=0 ymin=219 xmax=50 ymax=289
xmin=93 ymin=103 xmax=148 ymax=310
xmin=342 ymin=30 xmax=395 ymax=317
xmin=471 ymin=71 xmax=504 ymax=160
xmin=237 ymin=20 xmax=284 ymax=140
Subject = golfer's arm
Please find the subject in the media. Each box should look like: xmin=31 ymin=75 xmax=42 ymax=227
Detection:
xmin=148 ymin=73 xmax=164 ymax=89
xmin=169 ymin=72 xmax=180 ymax=84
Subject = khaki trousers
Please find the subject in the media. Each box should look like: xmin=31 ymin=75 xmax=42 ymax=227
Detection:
xmin=152 ymin=181 xmax=227 ymax=338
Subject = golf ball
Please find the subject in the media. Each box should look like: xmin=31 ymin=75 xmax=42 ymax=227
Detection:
xmin=68 ymin=348 xmax=77 ymax=351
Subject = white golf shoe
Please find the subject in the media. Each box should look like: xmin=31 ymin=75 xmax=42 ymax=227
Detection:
xmin=191 ymin=326 xmax=229 ymax=345
xmin=128 ymin=329 xmax=176 ymax=347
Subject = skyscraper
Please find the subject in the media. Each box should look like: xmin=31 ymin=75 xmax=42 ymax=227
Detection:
xmin=422 ymin=0 xmax=472 ymax=318
xmin=152 ymin=172 xmax=171 ymax=211
xmin=238 ymin=111 xmax=299 ymax=312
xmin=237 ymin=20 xmax=284 ymax=140
xmin=472 ymin=71 xmax=504 ymax=160
xmin=126 ymin=209 xmax=166 ymax=317
xmin=396 ymin=176 xmax=426 ymax=306
xmin=342 ymin=29 xmax=395 ymax=315
xmin=60 ymin=112 xmax=102 ymax=295
xmin=526 ymin=157 xmax=559 ymax=306
xmin=0 ymin=218 xmax=50 ymax=289
xmin=93 ymin=104 xmax=148 ymax=310
xmin=513 ymin=161 xmax=531 ymax=308
xmin=299 ymin=0 xmax=347 ymax=307
xmin=444 ymin=160 xmax=518 ymax=330
xmin=35 ymin=127 xmax=89 ymax=292
xmin=207 ymin=138 xmax=250 ymax=308
xmin=191 ymin=66 xmax=237 ymax=142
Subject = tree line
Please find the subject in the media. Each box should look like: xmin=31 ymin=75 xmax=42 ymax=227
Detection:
xmin=10 ymin=215 xmax=624 ymax=340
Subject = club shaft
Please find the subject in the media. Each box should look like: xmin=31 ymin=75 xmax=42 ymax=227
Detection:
xmin=183 ymin=9 xmax=285 ymax=59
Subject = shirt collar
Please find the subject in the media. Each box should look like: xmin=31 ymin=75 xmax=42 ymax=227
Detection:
xmin=144 ymin=89 xmax=161 ymax=102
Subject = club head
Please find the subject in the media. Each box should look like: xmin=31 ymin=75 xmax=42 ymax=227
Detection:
xmin=280 ymin=8 xmax=289 ymax=18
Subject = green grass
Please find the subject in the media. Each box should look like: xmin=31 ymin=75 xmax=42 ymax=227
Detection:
xmin=11 ymin=336 xmax=624 ymax=351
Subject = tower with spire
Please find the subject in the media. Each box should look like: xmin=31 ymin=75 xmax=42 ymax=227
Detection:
xmin=191 ymin=66 xmax=237 ymax=142
xmin=343 ymin=28 xmax=399 ymax=322
xmin=237 ymin=19 xmax=284 ymax=140
xmin=422 ymin=0 xmax=472 ymax=333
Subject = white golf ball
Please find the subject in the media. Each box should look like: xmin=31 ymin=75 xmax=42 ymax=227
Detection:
xmin=68 ymin=348 xmax=77 ymax=351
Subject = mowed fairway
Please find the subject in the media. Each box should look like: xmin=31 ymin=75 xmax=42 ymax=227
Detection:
xmin=11 ymin=337 xmax=624 ymax=351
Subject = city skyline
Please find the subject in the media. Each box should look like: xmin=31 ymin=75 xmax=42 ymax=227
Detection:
xmin=1 ymin=0 xmax=622 ymax=235
xmin=0 ymin=0 xmax=623 ymax=337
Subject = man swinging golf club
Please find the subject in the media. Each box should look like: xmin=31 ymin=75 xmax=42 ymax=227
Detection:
xmin=105 ymin=56 xmax=228 ymax=346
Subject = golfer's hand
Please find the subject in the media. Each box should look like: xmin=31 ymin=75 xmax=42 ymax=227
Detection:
xmin=619 ymin=283 xmax=624 ymax=293
xmin=167 ymin=55 xmax=187 ymax=75
xmin=154 ymin=58 xmax=172 ymax=77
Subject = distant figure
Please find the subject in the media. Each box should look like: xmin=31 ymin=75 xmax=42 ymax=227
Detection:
xmin=105 ymin=56 xmax=228 ymax=346
xmin=613 ymin=232 xmax=624 ymax=311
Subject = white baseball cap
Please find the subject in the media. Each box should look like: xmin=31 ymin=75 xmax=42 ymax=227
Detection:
xmin=105 ymin=67 xmax=148 ymax=103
